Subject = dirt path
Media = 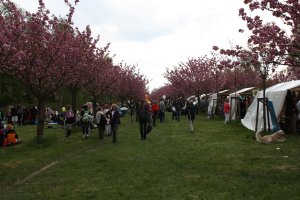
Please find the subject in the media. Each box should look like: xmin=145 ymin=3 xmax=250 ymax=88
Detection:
xmin=15 ymin=161 xmax=58 ymax=185
xmin=14 ymin=143 xmax=101 ymax=186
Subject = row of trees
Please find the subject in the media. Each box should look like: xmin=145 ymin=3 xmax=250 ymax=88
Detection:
xmin=152 ymin=0 xmax=300 ymax=102
xmin=0 ymin=0 xmax=148 ymax=142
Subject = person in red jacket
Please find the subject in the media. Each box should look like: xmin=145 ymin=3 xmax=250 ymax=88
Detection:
xmin=151 ymin=100 xmax=159 ymax=127
xmin=223 ymin=97 xmax=231 ymax=124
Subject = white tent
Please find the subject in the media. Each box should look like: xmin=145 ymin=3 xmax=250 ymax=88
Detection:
xmin=207 ymin=89 xmax=229 ymax=116
xmin=229 ymin=87 xmax=256 ymax=120
xmin=241 ymin=80 xmax=300 ymax=131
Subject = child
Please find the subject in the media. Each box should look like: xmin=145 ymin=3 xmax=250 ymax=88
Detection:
xmin=2 ymin=124 xmax=19 ymax=146
xmin=64 ymin=105 xmax=75 ymax=139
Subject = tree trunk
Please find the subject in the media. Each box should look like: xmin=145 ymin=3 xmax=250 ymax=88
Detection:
xmin=71 ymin=87 xmax=78 ymax=114
xmin=120 ymin=98 xmax=124 ymax=107
xmin=93 ymin=96 xmax=98 ymax=122
xmin=262 ymin=74 xmax=267 ymax=132
xmin=36 ymin=99 xmax=46 ymax=143
xmin=197 ymin=93 xmax=200 ymax=113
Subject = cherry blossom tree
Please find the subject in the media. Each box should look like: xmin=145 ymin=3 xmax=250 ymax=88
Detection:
xmin=164 ymin=55 xmax=227 ymax=102
xmin=208 ymin=53 xmax=227 ymax=93
xmin=0 ymin=0 xmax=79 ymax=142
xmin=164 ymin=66 xmax=189 ymax=98
xmin=115 ymin=63 xmax=148 ymax=104
xmin=241 ymin=0 xmax=300 ymax=68
xmin=181 ymin=56 xmax=216 ymax=97
xmin=83 ymin=47 xmax=117 ymax=109
xmin=150 ymin=86 xmax=167 ymax=101
xmin=150 ymin=84 xmax=180 ymax=101
xmin=225 ymin=65 xmax=261 ymax=90
xmin=64 ymin=25 xmax=102 ymax=112
xmin=212 ymin=46 xmax=261 ymax=91
xmin=286 ymin=65 xmax=300 ymax=79
xmin=0 ymin=1 xmax=26 ymax=72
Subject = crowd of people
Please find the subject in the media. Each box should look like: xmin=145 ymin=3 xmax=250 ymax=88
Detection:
xmin=2 ymin=93 xmax=254 ymax=147
xmin=0 ymin=105 xmax=38 ymax=126
xmin=135 ymin=99 xmax=197 ymax=140
xmin=1 ymin=90 xmax=299 ymax=147
xmin=57 ymin=99 xmax=197 ymax=143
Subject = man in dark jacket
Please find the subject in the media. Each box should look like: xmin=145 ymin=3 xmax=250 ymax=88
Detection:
xmin=106 ymin=104 xmax=120 ymax=143
xmin=138 ymin=101 xmax=149 ymax=140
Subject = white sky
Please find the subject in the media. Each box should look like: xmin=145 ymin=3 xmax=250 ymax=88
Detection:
xmin=11 ymin=0 xmax=249 ymax=91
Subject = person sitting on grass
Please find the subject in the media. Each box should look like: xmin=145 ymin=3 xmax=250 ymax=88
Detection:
xmin=2 ymin=124 xmax=20 ymax=147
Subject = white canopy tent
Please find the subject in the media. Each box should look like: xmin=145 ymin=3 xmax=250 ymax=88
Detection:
xmin=207 ymin=89 xmax=229 ymax=117
xmin=241 ymin=80 xmax=300 ymax=131
xmin=229 ymin=87 xmax=256 ymax=120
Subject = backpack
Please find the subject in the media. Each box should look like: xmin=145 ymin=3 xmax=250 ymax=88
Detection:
xmin=82 ymin=111 xmax=90 ymax=123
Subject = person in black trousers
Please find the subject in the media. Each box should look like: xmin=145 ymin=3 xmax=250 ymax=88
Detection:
xmin=96 ymin=106 xmax=107 ymax=140
xmin=139 ymin=101 xmax=149 ymax=140
xmin=81 ymin=105 xmax=92 ymax=139
xmin=186 ymin=100 xmax=196 ymax=133
xmin=106 ymin=104 xmax=120 ymax=143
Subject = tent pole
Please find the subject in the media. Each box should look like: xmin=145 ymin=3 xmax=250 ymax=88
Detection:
xmin=266 ymin=98 xmax=271 ymax=132
xmin=230 ymin=97 xmax=233 ymax=120
xmin=255 ymin=98 xmax=260 ymax=133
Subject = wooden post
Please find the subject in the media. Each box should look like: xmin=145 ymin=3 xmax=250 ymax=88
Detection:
xmin=255 ymin=98 xmax=270 ymax=133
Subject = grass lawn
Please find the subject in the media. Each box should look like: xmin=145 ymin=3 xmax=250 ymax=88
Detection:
xmin=1 ymin=113 xmax=300 ymax=200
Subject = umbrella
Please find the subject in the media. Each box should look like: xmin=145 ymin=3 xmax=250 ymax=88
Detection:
xmin=120 ymin=107 xmax=128 ymax=111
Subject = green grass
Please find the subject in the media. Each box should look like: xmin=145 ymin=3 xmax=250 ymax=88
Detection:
xmin=1 ymin=113 xmax=300 ymax=200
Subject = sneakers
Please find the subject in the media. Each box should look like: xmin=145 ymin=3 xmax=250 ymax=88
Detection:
xmin=82 ymin=133 xmax=90 ymax=139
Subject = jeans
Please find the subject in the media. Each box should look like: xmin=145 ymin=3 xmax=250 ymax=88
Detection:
xmin=189 ymin=120 xmax=194 ymax=132
xmin=159 ymin=111 xmax=165 ymax=123
xmin=224 ymin=113 xmax=230 ymax=124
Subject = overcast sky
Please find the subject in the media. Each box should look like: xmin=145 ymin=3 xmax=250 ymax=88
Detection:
xmin=11 ymin=0 xmax=248 ymax=91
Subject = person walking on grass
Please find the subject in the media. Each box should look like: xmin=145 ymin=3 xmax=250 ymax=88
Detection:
xmin=223 ymin=97 xmax=230 ymax=124
xmin=96 ymin=106 xmax=107 ymax=140
xmin=64 ymin=105 xmax=75 ymax=139
xmin=151 ymin=100 xmax=159 ymax=127
xmin=81 ymin=104 xmax=92 ymax=139
xmin=159 ymin=100 xmax=166 ymax=123
xmin=139 ymin=101 xmax=149 ymax=140
xmin=186 ymin=100 xmax=196 ymax=133
xmin=105 ymin=104 xmax=120 ymax=143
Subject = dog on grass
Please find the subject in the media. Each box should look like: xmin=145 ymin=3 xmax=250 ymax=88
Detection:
xmin=255 ymin=130 xmax=285 ymax=144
